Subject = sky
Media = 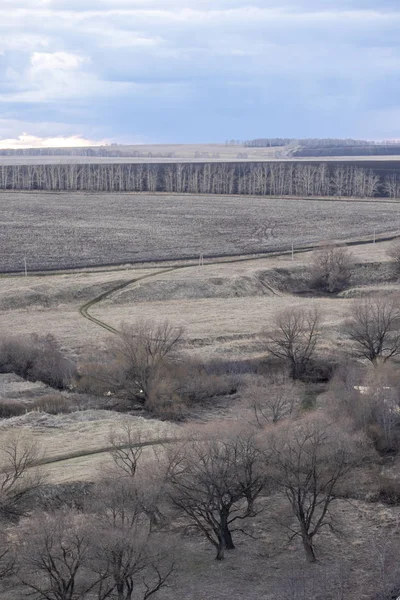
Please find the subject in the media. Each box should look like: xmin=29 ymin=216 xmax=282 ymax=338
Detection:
xmin=0 ymin=0 xmax=400 ymax=146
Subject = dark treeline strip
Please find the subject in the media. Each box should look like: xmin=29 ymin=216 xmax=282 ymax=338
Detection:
xmin=2 ymin=161 xmax=400 ymax=198
xmin=0 ymin=146 xmax=177 ymax=158
xmin=244 ymin=138 xmax=394 ymax=148
xmin=245 ymin=138 xmax=375 ymax=148
xmin=293 ymin=145 xmax=400 ymax=157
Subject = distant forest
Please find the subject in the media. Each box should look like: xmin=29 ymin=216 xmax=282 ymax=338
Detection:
xmin=292 ymin=145 xmax=400 ymax=157
xmin=2 ymin=162 xmax=400 ymax=198
xmin=244 ymin=138 xmax=379 ymax=148
xmin=242 ymin=138 xmax=400 ymax=157
xmin=0 ymin=147 xmax=177 ymax=158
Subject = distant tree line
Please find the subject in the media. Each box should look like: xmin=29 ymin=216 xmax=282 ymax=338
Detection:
xmin=293 ymin=145 xmax=400 ymax=157
xmin=2 ymin=161 xmax=400 ymax=197
xmin=244 ymin=138 xmax=292 ymax=148
xmin=0 ymin=147 xmax=177 ymax=158
xmin=244 ymin=138 xmax=380 ymax=148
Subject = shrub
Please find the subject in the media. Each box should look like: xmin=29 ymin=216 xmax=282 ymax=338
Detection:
xmin=0 ymin=334 xmax=76 ymax=390
xmin=377 ymin=476 xmax=400 ymax=505
xmin=75 ymin=362 xmax=118 ymax=396
xmin=146 ymin=379 xmax=187 ymax=421
xmin=310 ymin=244 xmax=353 ymax=293
xmin=31 ymin=395 xmax=71 ymax=415
xmin=0 ymin=399 xmax=26 ymax=418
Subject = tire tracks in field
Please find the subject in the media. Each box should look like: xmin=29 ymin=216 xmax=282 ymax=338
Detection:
xmin=79 ymin=268 xmax=180 ymax=335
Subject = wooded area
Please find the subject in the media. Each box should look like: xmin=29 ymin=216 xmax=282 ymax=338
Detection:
xmin=1 ymin=162 xmax=399 ymax=197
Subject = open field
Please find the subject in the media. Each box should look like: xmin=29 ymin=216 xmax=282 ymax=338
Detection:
xmin=1 ymin=239 xmax=398 ymax=363
xmin=3 ymin=192 xmax=400 ymax=272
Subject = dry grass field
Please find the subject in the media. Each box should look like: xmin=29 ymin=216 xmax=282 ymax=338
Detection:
xmin=2 ymin=192 xmax=400 ymax=272
xmin=1 ymin=239 xmax=397 ymax=361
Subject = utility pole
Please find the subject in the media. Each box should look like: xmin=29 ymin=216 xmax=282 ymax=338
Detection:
xmin=199 ymin=252 xmax=204 ymax=268
xmin=373 ymin=228 xmax=376 ymax=245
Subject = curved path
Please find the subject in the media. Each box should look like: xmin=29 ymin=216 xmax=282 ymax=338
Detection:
xmin=77 ymin=231 xmax=400 ymax=336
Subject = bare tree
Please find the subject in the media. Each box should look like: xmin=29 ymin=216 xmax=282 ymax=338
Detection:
xmin=0 ymin=531 xmax=15 ymax=582
xmin=0 ymin=433 xmax=42 ymax=521
xmin=17 ymin=510 xmax=96 ymax=600
xmin=167 ymin=433 xmax=265 ymax=560
xmin=266 ymin=416 xmax=361 ymax=562
xmin=244 ymin=373 xmax=302 ymax=425
xmin=310 ymin=244 xmax=353 ymax=293
xmin=108 ymin=423 xmax=167 ymax=528
xmin=265 ymin=307 xmax=322 ymax=380
xmin=345 ymin=296 xmax=400 ymax=364
xmin=114 ymin=320 xmax=184 ymax=403
xmin=89 ymin=478 xmax=174 ymax=600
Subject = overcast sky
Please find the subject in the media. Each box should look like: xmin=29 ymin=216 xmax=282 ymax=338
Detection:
xmin=0 ymin=0 xmax=399 ymax=146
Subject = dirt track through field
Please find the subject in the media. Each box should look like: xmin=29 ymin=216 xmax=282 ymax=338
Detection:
xmin=35 ymin=436 xmax=180 ymax=469
xmin=77 ymin=232 xmax=399 ymax=336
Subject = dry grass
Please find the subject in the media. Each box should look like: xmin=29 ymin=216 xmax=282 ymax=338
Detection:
xmin=0 ymin=269 xmax=157 ymax=309
xmin=0 ymin=409 xmax=180 ymax=483
xmin=0 ymin=239 xmax=396 ymax=360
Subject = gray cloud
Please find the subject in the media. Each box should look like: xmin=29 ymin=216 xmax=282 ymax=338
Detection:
xmin=0 ymin=0 xmax=400 ymax=141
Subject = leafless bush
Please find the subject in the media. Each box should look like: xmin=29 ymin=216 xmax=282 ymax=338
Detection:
xmin=0 ymin=334 xmax=76 ymax=390
xmin=377 ymin=475 xmax=400 ymax=505
xmin=17 ymin=509 xmax=95 ymax=600
xmin=0 ymin=399 xmax=26 ymax=419
xmin=75 ymin=360 xmax=124 ymax=396
xmin=108 ymin=423 xmax=169 ymax=528
xmin=310 ymin=244 xmax=353 ymax=293
xmin=0 ymin=433 xmax=43 ymax=521
xmin=328 ymin=362 xmax=400 ymax=453
xmin=345 ymin=296 xmax=400 ymax=364
xmin=30 ymin=394 xmax=71 ymax=415
xmin=113 ymin=320 xmax=185 ymax=403
xmin=265 ymin=307 xmax=323 ymax=380
xmin=146 ymin=378 xmax=188 ymax=421
xmin=88 ymin=477 xmax=175 ymax=600
xmin=243 ymin=373 xmax=303 ymax=425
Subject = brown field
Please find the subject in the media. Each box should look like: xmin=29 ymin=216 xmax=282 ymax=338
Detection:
xmin=2 ymin=192 xmax=400 ymax=272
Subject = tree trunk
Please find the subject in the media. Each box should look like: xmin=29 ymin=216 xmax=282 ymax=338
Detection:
xmin=301 ymin=533 xmax=317 ymax=563
xmin=222 ymin=525 xmax=235 ymax=550
xmin=221 ymin=512 xmax=235 ymax=550
xmin=215 ymin=538 xmax=226 ymax=561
